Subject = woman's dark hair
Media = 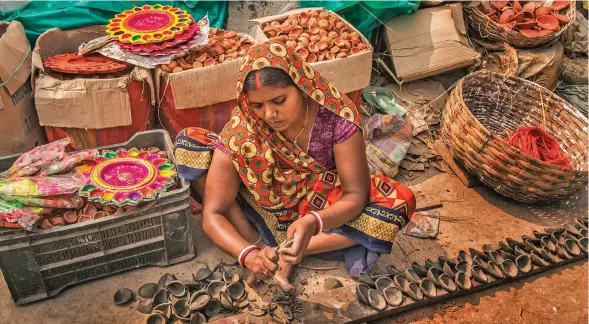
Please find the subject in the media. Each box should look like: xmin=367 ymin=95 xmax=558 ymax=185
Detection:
xmin=243 ymin=67 xmax=296 ymax=92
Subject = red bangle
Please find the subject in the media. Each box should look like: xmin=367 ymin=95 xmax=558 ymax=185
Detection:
xmin=307 ymin=211 xmax=323 ymax=235
xmin=238 ymin=245 xmax=260 ymax=269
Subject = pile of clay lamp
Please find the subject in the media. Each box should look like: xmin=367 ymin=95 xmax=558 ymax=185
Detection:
xmin=161 ymin=28 xmax=254 ymax=73
xmin=39 ymin=200 xmax=144 ymax=230
xmin=485 ymin=0 xmax=571 ymax=37
xmin=260 ymin=9 xmax=369 ymax=63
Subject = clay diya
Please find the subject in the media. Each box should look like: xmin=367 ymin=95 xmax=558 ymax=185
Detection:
xmin=537 ymin=15 xmax=560 ymax=31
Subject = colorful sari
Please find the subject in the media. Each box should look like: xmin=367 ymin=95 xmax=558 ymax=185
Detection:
xmin=175 ymin=42 xmax=415 ymax=275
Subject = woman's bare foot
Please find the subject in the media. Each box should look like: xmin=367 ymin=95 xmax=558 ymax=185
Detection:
xmin=274 ymin=259 xmax=295 ymax=293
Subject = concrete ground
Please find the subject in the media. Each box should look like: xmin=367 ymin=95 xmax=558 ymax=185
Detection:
xmin=0 ymin=170 xmax=586 ymax=324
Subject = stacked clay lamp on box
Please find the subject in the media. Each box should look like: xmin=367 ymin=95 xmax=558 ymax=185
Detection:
xmin=260 ymin=9 xmax=370 ymax=62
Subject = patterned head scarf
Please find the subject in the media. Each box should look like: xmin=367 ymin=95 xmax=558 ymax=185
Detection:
xmin=218 ymin=41 xmax=360 ymax=211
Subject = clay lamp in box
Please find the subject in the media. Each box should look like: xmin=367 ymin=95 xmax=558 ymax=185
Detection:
xmin=77 ymin=148 xmax=177 ymax=206
xmin=537 ymin=15 xmax=561 ymax=31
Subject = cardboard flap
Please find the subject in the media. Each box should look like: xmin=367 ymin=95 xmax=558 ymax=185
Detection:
xmin=34 ymin=72 xmax=133 ymax=129
xmin=165 ymin=58 xmax=242 ymax=109
xmin=384 ymin=4 xmax=480 ymax=82
xmin=0 ymin=21 xmax=32 ymax=96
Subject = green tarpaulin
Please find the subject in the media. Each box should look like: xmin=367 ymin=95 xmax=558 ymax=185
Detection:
xmin=0 ymin=1 xmax=228 ymax=45
xmin=300 ymin=1 xmax=419 ymax=40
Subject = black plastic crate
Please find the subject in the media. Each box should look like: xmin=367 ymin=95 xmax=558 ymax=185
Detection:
xmin=0 ymin=130 xmax=195 ymax=304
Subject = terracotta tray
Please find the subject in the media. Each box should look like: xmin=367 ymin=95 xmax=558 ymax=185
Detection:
xmin=43 ymin=53 xmax=131 ymax=74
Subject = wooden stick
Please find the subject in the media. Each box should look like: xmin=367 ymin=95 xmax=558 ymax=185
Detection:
xmin=433 ymin=140 xmax=481 ymax=188
xmin=415 ymin=202 xmax=443 ymax=212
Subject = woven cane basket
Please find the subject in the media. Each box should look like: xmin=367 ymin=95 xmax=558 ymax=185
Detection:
xmin=465 ymin=3 xmax=576 ymax=49
xmin=441 ymin=70 xmax=588 ymax=203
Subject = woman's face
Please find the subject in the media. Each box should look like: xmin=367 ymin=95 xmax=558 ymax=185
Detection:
xmin=245 ymin=85 xmax=304 ymax=132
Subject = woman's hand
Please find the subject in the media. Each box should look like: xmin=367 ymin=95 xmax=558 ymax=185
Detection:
xmin=243 ymin=246 xmax=280 ymax=279
xmin=280 ymin=214 xmax=318 ymax=264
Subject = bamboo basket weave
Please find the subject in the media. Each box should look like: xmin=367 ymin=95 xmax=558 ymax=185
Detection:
xmin=441 ymin=70 xmax=588 ymax=203
xmin=465 ymin=3 xmax=576 ymax=49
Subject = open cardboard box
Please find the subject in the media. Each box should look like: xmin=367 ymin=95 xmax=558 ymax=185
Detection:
xmin=383 ymin=3 xmax=480 ymax=83
xmin=249 ymin=7 xmax=373 ymax=94
xmin=0 ymin=21 xmax=46 ymax=155
xmin=154 ymin=32 xmax=256 ymax=109
xmin=31 ymin=25 xmax=155 ymax=130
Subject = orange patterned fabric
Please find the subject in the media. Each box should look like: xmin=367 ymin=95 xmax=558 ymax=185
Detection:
xmin=218 ymin=41 xmax=361 ymax=211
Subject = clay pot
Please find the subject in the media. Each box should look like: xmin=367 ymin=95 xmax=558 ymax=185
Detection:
xmin=299 ymin=36 xmax=310 ymax=47
xmin=307 ymin=54 xmax=318 ymax=63
xmin=522 ymin=2 xmax=536 ymax=13
xmin=350 ymin=32 xmax=360 ymax=42
xmin=344 ymin=40 xmax=352 ymax=50
xmin=289 ymin=27 xmax=303 ymax=39
xmin=309 ymin=25 xmax=320 ymax=35
xmin=204 ymin=59 xmax=216 ymax=67
xmin=519 ymin=29 xmax=538 ymax=37
xmin=535 ymin=6 xmax=552 ymax=18
xmin=335 ymin=21 xmax=346 ymax=30
xmin=286 ymin=40 xmax=297 ymax=48
xmin=552 ymin=12 xmax=570 ymax=23
xmin=218 ymin=54 xmax=226 ymax=63
xmin=40 ymin=218 xmax=53 ymax=230
xmin=64 ymin=211 xmax=78 ymax=224
xmin=330 ymin=46 xmax=340 ymax=54
xmin=317 ymin=41 xmax=328 ymax=51
xmin=341 ymin=31 xmax=350 ymax=40
xmin=318 ymin=29 xmax=328 ymax=37
xmin=318 ymin=11 xmax=329 ymax=19
xmin=266 ymin=30 xmax=277 ymax=37
xmin=490 ymin=0 xmax=508 ymax=10
xmin=357 ymin=43 xmax=367 ymax=50
xmin=93 ymin=212 xmax=107 ymax=220
xmin=513 ymin=0 xmax=523 ymax=12
xmin=300 ymin=32 xmax=311 ymax=39
xmin=310 ymin=34 xmax=321 ymax=42
xmin=551 ymin=0 xmax=569 ymax=11
xmin=501 ymin=21 xmax=517 ymax=30
xmin=334 ymin=38 xmax=346 ymax=48
xmin=537 ymin=29 xmax=554 ymax=36
xmin=262 ymin=24 xmax=273 ymax=33
xmin=325 ymin=51 xmax=335 ymax=60
xmin=537 ymin=15 xmax=560 ymax=31
xmin=308 ymin=17 xmax=319 ymax=27
xmin=499 ymin=9 xmax=516 ymax=23
xmin=336 ymin=52 xmax=347 ymax=59
xmin=318 ymin=51 xmax=326 ymax=62
xmin=297 ymin=48 xmax=309 ymax=60
xmin=320 ymin=36 xmax=333 ymax=46
xmin=339 ymin=48 xmax=349 ymax=54
xmin=192 ymin=61 xmax=203 ymax=69
xmin=510 ymin=12 xmax=524 ymax=24
xmin=517 ymin=20 xmax=537 ymax=29
xmin=318 ymin=19 xmax=330 ymax=29
xmin=308 ymin=43 xmax=320 ymax=54
xmin=328 ymin=31 xmax=339 ymax=38
xmin=350 ymin=47 xmax=361 ymax=55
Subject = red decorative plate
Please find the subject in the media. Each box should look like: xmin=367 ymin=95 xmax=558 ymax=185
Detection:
xmin=107 ymin=4 xmax=192 ymax=45
xmin=43 ymin=53 xmax=131 ymax=74
xmin=130 ymin=30 xmax=201 ymax=56
xmin=116 ymin=21 xmax=199 ymax=53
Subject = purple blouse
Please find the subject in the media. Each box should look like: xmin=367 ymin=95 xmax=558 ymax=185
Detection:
xmin=215 ymin=106 xmax=358 ymax=169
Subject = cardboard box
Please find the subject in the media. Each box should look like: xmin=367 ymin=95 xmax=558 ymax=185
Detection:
xmin=0 ymin=21 xmax=46 ymax=155
xmin=32 ymin=26 xmax=155 ymax=129
xmin=249 ymin=7 xmax=373 ymax=94
xmin=384 ymin=3 xmax=481 ymax=83
xmin=155 ymin=33 xmax=256 ymax=110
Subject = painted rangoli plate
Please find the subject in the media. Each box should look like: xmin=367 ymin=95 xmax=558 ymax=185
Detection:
xmin=116 ymin=20 xmax=199 ymax=53
xmin=106 ymin=4 xmax=191 ymax=45
xmin=77 ymin=148 xmax=176 ymax=206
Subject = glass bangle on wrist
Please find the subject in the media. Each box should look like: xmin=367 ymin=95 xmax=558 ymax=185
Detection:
xmin=307 ymin=211 xmax=323 ymax=235
xmin=238 ymin=245 xmax=260 ymax=268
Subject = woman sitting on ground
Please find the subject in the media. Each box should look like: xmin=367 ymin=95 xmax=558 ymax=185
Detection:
xmin=174 ymin=42 xmax=415 ymax=292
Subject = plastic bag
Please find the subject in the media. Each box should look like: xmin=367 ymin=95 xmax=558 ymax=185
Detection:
xmin=0 ymin=199 xmax=49 ymax=230
xmin=3 ymin=138 xmax=70 ymax=178
xmin=0 ymin=193 xmax=84 ymax=209
xmin=363 ymin=114 xmax=413 ymax=178
xmin=0 ymin=172 xmax=87 ymax=197
xmin=39 ymin=149 xmax=99 ymax=176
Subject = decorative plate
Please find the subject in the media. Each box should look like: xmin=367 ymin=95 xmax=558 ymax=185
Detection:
xmin=107 ymin=4 xmax=192 ymax=45
xmin=116 ymin=20 xmax=199 ymax=53
xmin=43 ymin=53 xmax=130 ymax=74
xmin=77 ymin=148 xmax=176 ymax=206
xmin=132 ymin=30 xmax=200 ymax=56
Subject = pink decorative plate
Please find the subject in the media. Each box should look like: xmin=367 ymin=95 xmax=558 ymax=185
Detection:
xmin=106 ymin=4 xmax=192 ymax=45
xmin=116 ymin=20 xmax=199 ymax=53
xmin=77 ymin=148 xmax=176 ymax=206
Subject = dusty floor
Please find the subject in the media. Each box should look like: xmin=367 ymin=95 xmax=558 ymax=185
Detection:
xmin=0 ymin=171 xmax=586 ymax=324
